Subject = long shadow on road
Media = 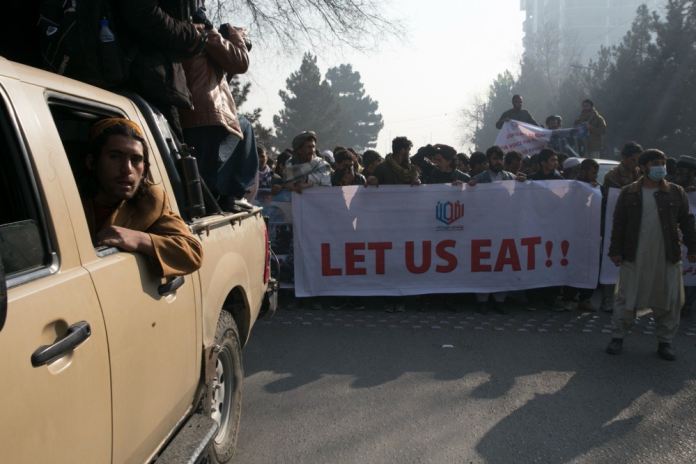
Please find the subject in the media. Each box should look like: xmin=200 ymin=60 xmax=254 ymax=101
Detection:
xmin=240 ymin=308 xmax=696 ymax=463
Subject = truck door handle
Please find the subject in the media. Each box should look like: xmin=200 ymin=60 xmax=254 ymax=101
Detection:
xmin=31 ymin=321 xmax=91 ymax=367
xmin=158 ymin=276 xmax=185 ymax=296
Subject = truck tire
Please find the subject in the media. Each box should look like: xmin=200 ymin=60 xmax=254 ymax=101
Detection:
xmin=207 ymin=311 xmax=243 ymax=463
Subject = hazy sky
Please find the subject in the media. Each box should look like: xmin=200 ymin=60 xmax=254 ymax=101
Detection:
xmin=241 ymin=0 xmax=525 ymax=154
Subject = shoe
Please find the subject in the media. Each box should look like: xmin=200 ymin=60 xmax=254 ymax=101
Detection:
xmin=385 ymin=305 xmax=396 ymax=313
xmin=577 ymin=299 xmax=594 ymax=312
xmin=395 ymin=304 xmax=406 ymax=313
xmin=605 ymin=338 xmax=623 ymax=355
xmin=233 ymin=197 xmax=254 ymax=211
xmin=657 ymin=342 xmax=676 ymax=361
xmin=600 ymin=305 xmax=613 ymax=313
xmin=220 ymin=196 xmax=254 ymax=212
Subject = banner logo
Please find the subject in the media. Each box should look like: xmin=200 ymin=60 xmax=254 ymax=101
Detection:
xmin=436 ymin=201 xmax=465 ymax=226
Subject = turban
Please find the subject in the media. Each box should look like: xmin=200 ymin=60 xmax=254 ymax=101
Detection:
xmin=292 ymin=131 xmax=318 ymax=152
xmin=89 ymin=117 xmax=145 ymax=142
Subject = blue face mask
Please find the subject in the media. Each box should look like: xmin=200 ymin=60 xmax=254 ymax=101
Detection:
xmin=648 ymin=165 xmax=667 ymax=182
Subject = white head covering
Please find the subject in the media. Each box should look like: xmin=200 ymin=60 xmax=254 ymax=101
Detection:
xmin=320 ymin=149 xmax=335 ymax=164
xmin=563 ymin=157 xmax=581 ymax=170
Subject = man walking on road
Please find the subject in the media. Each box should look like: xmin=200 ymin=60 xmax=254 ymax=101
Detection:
xmin=495 ymin=95 xmax=539 ymax=129
xmin=606 ymin=149 xmax=696 ymax=360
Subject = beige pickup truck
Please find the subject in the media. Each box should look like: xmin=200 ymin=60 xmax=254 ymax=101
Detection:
xmin=0 ymin=57 xmax=277 ymax=463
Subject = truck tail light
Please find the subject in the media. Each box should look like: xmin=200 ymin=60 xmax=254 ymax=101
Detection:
xmin=263 ymin=223 xmax=270 ymax=284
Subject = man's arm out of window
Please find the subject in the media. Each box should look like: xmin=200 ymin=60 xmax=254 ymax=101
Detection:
xmin=149 ymin=196 xmax=203 ymax=277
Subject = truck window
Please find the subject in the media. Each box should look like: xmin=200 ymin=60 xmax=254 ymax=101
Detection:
xmin=48 ymin=100 xmax=152 ymax=255
xmin=0 ymin=101 xmax=53 ymax=278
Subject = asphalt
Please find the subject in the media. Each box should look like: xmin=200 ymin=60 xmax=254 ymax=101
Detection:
xmin=234 ymin=301 xmax=696 ymax=464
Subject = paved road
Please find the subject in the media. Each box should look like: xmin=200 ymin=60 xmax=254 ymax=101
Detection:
xmin=235 ymin=302 xmax=696 ymax=464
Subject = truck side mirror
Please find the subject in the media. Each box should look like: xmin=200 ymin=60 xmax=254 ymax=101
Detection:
xmin=0 ymin=260 xmax=6 ymax=332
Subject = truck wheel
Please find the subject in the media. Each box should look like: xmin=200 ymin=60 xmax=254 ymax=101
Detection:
xmin=207 ymin=311 xmax=243 ymax=463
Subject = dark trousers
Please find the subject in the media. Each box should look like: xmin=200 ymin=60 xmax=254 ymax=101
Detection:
xmin=183 ymin=116 xmax=259 ymax=199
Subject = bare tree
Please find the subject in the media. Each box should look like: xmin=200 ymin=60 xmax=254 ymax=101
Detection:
xmin=460 ymin=95 xmax=486 ymax=149
xmin=206 ymin=0 xmax=401 ymax=50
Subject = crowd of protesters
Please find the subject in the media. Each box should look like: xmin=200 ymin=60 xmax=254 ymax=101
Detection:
xmin=255 ymin=93 xmax=696 ymax=361
xmin=12 ymin=2 xmax=693 ymax=361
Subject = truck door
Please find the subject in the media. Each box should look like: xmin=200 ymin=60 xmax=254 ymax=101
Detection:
xmin=46 ymin=98 xmax=199 ymax=464
xmin=0 ymin=84 xmax=111 ymax=463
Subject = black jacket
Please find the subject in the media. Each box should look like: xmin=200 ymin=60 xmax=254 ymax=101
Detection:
xmin=609 ymin=179 xmax=696 ymax=263
xmin=495 ymin=108 xmax=539 ymax=129
xmin=411 ymin=145 xmax=470 ymax=184
xmin=531 ymin=170 xmax=564 ymax=181
xmin=117 ymin=0 xmax=203 ymax=118
xmin=119 ymin=0 xmax=200 ymax=54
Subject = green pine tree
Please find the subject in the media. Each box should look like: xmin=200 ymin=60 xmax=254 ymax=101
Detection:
xmin=273 ymin=53 xmax=341 ymax=151
xmin=324 ymin=64 xmax=383 ymax=151
xmin=466 ymin=70 xmax=517 ymax=149
xmin=465 ymin=2 xmax=696 ymax=156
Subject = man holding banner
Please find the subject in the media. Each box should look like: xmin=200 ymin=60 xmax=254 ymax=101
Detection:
xmin=283 ymin=131 xmax=332 ymax=192
xmin=606 ymin=149 xmax=696 ymax=361
xmin=495 ymin=95 xmax=539 ymax=130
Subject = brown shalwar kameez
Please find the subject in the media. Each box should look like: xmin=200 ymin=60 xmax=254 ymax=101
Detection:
xmin=83 ymin=184 xmax=203 ymax=277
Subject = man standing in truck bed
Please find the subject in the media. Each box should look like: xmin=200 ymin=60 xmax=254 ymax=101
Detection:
xmin=495 ymin=94 xmax=539 ymax=129
xmin=83 ymin=117 xmax=203 ymax=277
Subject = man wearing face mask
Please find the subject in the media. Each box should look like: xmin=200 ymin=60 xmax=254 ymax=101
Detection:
xmin=607 ymin=149 xmax=696 ymax=361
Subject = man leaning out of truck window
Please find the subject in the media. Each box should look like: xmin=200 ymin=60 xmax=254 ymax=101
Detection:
xmin=81 ymin=118 xmax=203 ymax=277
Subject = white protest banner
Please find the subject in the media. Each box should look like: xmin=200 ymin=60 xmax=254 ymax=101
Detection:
xmin=600 ymin=188 xmax=696 ymax=285
xmin=495 ymin=120 xmax=551 ymax=157
xmin=292 ymin=182 xmax=602 ymax=297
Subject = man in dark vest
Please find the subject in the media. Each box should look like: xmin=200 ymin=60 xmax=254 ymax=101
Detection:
xmin=495 ymin=95 xmax=539 ymax=129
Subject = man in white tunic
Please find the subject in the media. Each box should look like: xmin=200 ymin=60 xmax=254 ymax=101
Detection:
xmin=607 ymin=149 xmax=696 ymax=360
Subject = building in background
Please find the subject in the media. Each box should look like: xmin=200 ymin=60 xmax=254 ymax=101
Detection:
xmin=520 ymin=0 xmax=667 ymax=64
